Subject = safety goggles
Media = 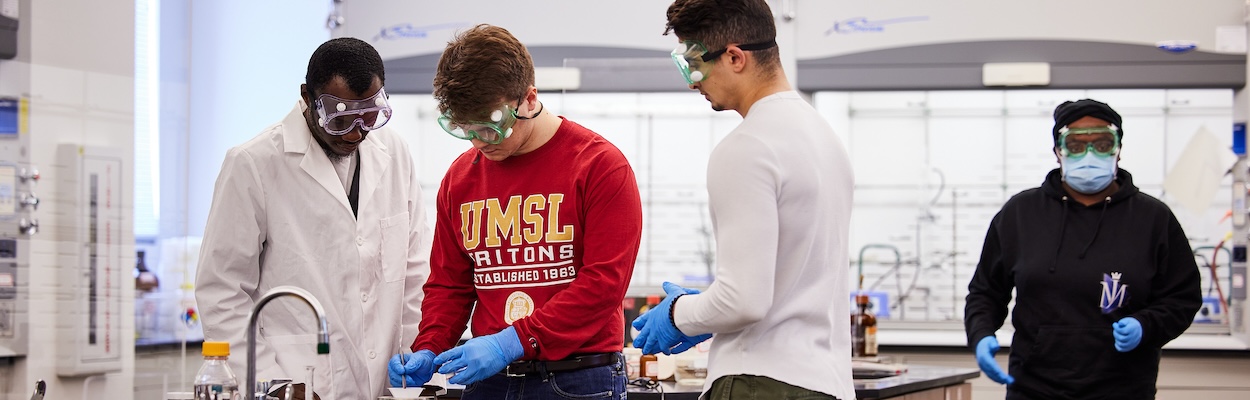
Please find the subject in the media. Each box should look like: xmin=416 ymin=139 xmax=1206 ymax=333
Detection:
xmin=314 ymin=87 xmax=393 ymax=135
xmin=438 ymin=102 xmax=524 ymax=145
xmin=1058 ymin=125 xmax=1120 ymax=158
xmin=670 ymin=39 xmax=778 ymax=85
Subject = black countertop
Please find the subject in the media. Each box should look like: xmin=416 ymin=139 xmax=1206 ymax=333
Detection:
xmin=440 ymin=365 xmax=979 ymax=400
xmin=851 ymin=365 xmax=980 ymax=400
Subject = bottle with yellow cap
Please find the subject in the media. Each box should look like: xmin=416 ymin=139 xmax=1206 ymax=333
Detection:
xmin=194 ymin=341 xmax=240 ymax=400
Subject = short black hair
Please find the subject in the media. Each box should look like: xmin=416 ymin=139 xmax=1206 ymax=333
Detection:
xmin=305 ymin=37 xmax=385 ymax=97
xmin=664 ymin=0 xmax=780 ymax=72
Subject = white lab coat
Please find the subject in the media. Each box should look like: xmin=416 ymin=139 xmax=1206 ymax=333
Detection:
xmin=196 ymin=101 xmax=431 ymax=399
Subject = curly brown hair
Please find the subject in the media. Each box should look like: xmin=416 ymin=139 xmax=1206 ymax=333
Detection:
xmin=433 ymin=24 xmax=535 ymax=121
xmin=664 ymin=0 xmax=780 ymax=72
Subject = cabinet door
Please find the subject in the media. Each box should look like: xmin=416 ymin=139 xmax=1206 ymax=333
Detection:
xmin=944 ymin=382 xmax=972 ymax=400
xmin=850 ymin=116 xmax=927 ymax=185
xmin=1004 ymin=90 xmax=1086 ymax=114
xmin=851 ymin=91 xmax=927 ymax=111
xmin=1166 ymin=89 xmax=1234 ymax=110
xmin=899 ymin=386 xmax=945 ymax=400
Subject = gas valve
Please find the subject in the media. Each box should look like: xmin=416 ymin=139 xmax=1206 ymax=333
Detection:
xmin=19 ymin=167 xmax=39 ymax=184
xmin=20 ymin=192 xmax=38 ymax=210
xmin=18 ymin=218 xmax=38 ymax=236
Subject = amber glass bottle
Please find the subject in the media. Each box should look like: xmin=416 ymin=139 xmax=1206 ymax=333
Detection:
xmin=851 ymin=294 xmax=878 ymax=357
xmin=639 ymin=353 xmax=659 ymax=380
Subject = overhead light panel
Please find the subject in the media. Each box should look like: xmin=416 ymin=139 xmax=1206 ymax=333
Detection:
xmin=535 ymin=67 xmax=581 ymax=91
xmin=982 ymin=62 xmax=1050 ymax=87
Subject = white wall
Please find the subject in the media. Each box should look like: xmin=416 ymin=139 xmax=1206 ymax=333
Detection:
xmin=0 ymin=0 xmax=330 ymax=398
xmin=183 ymin=0 xmax=331 ymax=237
xmin=0 ymin=0 xmax=138 ymax=399
xmin=128 ymin=0 xmax=330 ymax=396
xmin=793 ymin=0 xmax=1245 ymax=59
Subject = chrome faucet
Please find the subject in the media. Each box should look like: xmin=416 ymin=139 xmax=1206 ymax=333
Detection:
xmin=246 ymin=286 xmax=330 ymax=400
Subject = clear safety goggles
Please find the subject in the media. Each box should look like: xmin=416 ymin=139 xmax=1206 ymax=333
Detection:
xmin=670 ymin=39 xmax=778 ymax=85
xmin=1058 ymin=125 xmax=1120 ymax=158
xmin=437 ymin=100 xmax=540 ymax=144
xmin=672 ymin=41 xmax=716 ymax=85
xmin=314 ymin=87 xmax=393 ymax=135
xmin=438 ymin=102 xmax=525 ymax=145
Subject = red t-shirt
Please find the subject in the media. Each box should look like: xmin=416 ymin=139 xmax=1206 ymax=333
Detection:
xmin=413 ymin=118 xmax=642 ymax=360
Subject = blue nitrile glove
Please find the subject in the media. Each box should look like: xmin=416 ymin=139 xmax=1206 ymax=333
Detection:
xmin=388 ymin=349 xmax=437 ymax=387
xmin=434 ymin=326 xmax=524 ymax=386
xmin=630 ymin=283 xmax=700 ymax=332
xmin=666 ymin=330 xmax=712 ymax=355
xmin=631 ymin=282 xmax=711 ymax=355
xmin=975 ymin=336 xmax=1014 ymax=385
xmin=1113 ymin=317 xmax=1142 ymax=352
xmin=632 ymin=283 xmax=712 ymax=355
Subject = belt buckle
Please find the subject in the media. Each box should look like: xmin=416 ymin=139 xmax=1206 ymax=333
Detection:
xmin=505 ymin=362 xmax=529 ymax=377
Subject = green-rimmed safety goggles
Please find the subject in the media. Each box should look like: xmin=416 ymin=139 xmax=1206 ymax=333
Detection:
xmin=670 ymin=39 xmax=778 ymax=85
xmin=437 ymin=102 xmax=526 ymax=145
xmin=1058 ymin=125 xmax=1120 ymax=158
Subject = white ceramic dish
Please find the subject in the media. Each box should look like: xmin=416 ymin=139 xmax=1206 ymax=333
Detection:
xmin=386 ymin=387 xmax=424 ymax=399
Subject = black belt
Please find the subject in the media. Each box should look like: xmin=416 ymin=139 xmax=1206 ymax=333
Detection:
xmin=504 ymin=353 xmax=618 ymax=376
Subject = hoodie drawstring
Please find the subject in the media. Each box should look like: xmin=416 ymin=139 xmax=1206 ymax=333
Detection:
xmin=1050 ymin=196 xmax=1069 ymax=273
xmin=1078 ymin=196 xmax=1112 ymax=259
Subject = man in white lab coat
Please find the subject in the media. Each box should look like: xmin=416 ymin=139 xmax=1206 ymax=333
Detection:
xmin=196 ymin=37 xmax=432 ymax=399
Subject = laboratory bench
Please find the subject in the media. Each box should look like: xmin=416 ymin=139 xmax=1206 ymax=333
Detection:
xmin=435 ymin=365 xmax=979 ymax=400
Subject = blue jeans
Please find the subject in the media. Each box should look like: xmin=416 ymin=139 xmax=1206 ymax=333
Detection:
xmin=461 ymin=352 xmax=626 ymax=400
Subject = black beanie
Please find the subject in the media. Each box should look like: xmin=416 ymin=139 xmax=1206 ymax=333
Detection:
xmin=1052 ymin=99 xmax=1123 ymax=147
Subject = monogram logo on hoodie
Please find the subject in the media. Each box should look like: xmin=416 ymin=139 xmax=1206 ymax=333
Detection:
xmin=1100 ymin=272 xmax=1130 ymax=314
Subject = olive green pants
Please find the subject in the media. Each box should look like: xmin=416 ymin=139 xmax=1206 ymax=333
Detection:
xmin=704 ymin=375 xmax=840 ymax=400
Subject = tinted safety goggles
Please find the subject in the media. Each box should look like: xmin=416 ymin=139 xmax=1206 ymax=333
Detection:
xmin=1058 ymin=125 xmax=1120 ymax=158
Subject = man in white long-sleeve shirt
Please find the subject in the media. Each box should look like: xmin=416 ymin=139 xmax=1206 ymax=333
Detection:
xmin=630 ymin=1 xmax=856 ymax=399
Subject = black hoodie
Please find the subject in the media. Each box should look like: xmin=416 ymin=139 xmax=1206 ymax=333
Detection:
xmin=965 ymin=168 xmax=1201 ymax=400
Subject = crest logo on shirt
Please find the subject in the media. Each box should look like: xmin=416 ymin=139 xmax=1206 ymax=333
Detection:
xmin=1099 ymin=272 xmax=1130 ymax=314
xmin=504 ymin=291 xmax=535 ymax=324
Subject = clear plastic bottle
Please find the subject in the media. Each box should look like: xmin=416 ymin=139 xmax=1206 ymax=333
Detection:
xmin=194 ymin=341 xmax=240 ymax=400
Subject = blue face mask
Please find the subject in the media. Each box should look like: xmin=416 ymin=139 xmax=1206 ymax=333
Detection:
xmin=1061 ymin=151 xmax=1117 ymax=194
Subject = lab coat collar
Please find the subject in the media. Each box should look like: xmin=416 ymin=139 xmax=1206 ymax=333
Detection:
xmin=281 ymin=100 xmax=392 ymax=218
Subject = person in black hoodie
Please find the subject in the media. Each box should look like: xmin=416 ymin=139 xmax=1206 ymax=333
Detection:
xmin=964 ymin=99 xmax=1202 ymax=400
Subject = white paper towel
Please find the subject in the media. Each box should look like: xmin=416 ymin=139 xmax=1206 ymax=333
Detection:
xmin=1163 ymin=125 xmax=1237 ymax=215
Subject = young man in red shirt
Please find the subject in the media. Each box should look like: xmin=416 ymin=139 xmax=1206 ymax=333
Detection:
xmin=388 ymin=24 xmax=643 ymax=399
